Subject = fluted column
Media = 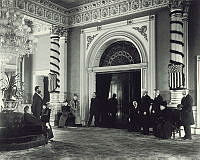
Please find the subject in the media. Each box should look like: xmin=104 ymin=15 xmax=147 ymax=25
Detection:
xmin=182 ymin=1 xmax=190 ymax=89
xmin=59 ymin=29 xmax=67 ymax=102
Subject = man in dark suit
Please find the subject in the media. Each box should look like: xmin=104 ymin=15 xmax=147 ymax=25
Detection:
xmin=128 ymin=100 xmax=140 ymax=132
xmin=151 ymin=89 xmax=167 ymax=135
xmin=180 ymin=90 xmax=194 ymax=140
xmin=31 ymin=86 xmax=43 ymax=119
xmin=140 ymin=89 xmax=153 ymax=135
xmin=108 ymin=93 xmax=118 ymax=127
xmin=87 ymin=92 xmax=100 ymax=127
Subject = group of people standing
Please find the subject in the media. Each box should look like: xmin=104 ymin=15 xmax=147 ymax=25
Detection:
xmin=128 ymin=89 xmax=167 ymax=135
xmin=87 ymin=92 xmax=118 ymax=127
xmin=31 ymin=85 xmax=194 ymax=140
xmin=22 ymin=86 xmax=53 ymax=140
xmin=87 ymin=89 xmax=194 ymax=140
xmin=128 ymin=89 xmax=194 ymax=140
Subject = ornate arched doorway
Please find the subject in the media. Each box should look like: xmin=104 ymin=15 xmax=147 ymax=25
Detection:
xmin=96 ymin=41 xmax=142 ymax=127
xmin=79 ymin=16 xmax=155 ymax=125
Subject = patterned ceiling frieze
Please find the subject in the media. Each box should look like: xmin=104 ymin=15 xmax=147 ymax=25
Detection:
xmin=15 ymin=0 xmax=68 ymax=26
xmin=14 ymin=0 xmax=171 ymax=28
xmin=67 ymin=0 xmax=169 ymax=27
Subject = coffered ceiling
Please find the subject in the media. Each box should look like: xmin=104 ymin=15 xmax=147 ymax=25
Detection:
xmin=50 ymin=0 xmax=98 ymax=8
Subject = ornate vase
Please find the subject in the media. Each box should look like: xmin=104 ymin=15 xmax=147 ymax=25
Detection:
xmin=2 ymin=100 xmax=19 ymax=112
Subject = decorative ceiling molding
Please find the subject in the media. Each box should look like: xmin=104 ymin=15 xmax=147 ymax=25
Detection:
xmin=67 ymin=0 xmax=169 ymax=27
xmin=15 ymin=0 xmax=68 ymax=26
xmin=13 ymin=0 xmax=193 ymax=28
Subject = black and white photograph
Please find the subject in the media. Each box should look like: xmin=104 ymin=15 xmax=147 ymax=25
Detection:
xmin=0 ymin=0 xmax=200 ymax=159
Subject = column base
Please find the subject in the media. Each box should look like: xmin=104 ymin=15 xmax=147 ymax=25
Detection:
xmin=59 ymin=92 xmax=65 ymax=103
xmin=49 ymin=102 xmax=61 ymax=126
xmin=50 ymin=92 xmax=61 ymax=126
xmin=50 ymin=92 xmax=60 ymax=103
xmin=168 ymin=90 xmax=184 ymax=108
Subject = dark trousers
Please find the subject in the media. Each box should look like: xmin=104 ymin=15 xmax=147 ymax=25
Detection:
xmin=141 ymin=115 xmax=149 ymax=135
xmin=88 ymin=111 xmax=99 ymax=127
xmin=128 ymin=116 xmax=140 ymax=132
xmin=183 ymin=125 xmax=192 ymax=138
xmin=110 ymin=113 xmax=116 ymax=127
xmin=151 ymin=115 xmax=159 ymax=135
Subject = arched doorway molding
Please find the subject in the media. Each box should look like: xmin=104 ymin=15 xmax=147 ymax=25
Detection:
xmin=86 ymin=31 xmax=147 ymax=68
xmin=80 ymin=16 xmax=155 ymax=125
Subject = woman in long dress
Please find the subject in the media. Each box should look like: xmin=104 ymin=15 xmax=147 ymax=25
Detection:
xmin=58 ymin=100 xmax=71 ymax=128
xmin=70 ymin=94 xmax=81 ymax=125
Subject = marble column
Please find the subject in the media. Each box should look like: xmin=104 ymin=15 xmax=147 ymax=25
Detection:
xmin=80 ymin=30 xmax=87 ymax=125
xmin=49 ymin=25 xmax=66 ymax=126
xmin=168 ymin=0 xmax=191 ymax=105
xmin=59 ymin=29 xmax=68 ymax=102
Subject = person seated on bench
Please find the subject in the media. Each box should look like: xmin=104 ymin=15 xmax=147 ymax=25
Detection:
xmin=23 ymin=105 xmax=43 ymax=134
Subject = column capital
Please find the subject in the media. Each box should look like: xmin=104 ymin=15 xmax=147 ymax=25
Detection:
xmin=60 ymin=28 xmax=68 ymax=43
xmin=182 ymin=0 xmax=192 ymax=21
xmin=169 ymin=0 xmax=185 ymax=10
xmin=169 ymin=0 xmax=192 ymax=12
xmin=51 ymin=25 xmax=67 ymax=36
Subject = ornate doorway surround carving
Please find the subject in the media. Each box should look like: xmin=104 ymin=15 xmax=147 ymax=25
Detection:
xmin=80 ymin=16 xmax=155 ymax=125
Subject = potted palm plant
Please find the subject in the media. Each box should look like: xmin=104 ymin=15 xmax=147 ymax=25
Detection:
xmin=0 ymin=72 xmax=24 ymax=112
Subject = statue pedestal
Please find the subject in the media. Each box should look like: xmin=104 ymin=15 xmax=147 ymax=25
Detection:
xmin=50 ymin=92 xmax=61 ymax=126
xmin=168 ymin=90 xmax=183 ymax=108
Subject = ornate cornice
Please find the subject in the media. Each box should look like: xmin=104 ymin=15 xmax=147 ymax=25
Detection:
xmin=13 ymin=0 xmax=192 ymax=28
xmin=15 ymin=0 xmax=68 ymax=26
xmin=67 ymin=0 xmax=169 ymax=27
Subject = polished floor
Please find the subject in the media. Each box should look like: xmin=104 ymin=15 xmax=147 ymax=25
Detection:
xmin=0 ymin=127 xmax=200 ymax=160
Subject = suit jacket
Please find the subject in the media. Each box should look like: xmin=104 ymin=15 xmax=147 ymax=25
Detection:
xmin=140 ymin=95 xmax=152 ymax=116
xmin=31 ymin=93 xmax=43 ymax=119
xmin=181 ymin=94 xmax=194 ymax=125
xmin=151 ymin=95 xmax=166 ymax=116
xmin=108 ymin=97 xmax=118 ymax=114
xmin=129 ymin=104 xmax=140 ymax=120
xmin=41 ymin=108 xmax=51 ymax=123
xmin=90 ymin=97 xmax=100 ymax=114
